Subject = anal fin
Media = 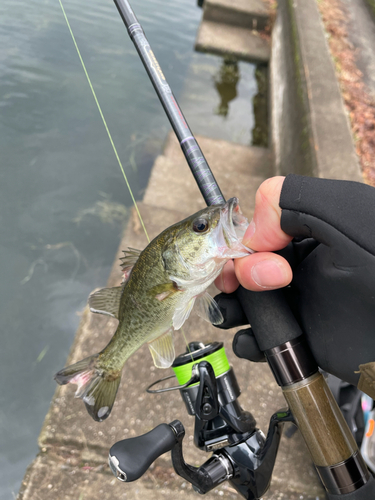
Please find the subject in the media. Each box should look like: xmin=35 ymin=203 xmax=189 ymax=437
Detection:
xmin=148 ymin=329 xmax=175 ymax=369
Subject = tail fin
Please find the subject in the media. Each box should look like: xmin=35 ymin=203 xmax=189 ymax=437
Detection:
xmin=54 ymin=354 xmax=121 ymax=422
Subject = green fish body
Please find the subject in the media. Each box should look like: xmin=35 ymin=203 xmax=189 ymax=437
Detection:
xmin=55 ymin=198 xmax=250 ymax=421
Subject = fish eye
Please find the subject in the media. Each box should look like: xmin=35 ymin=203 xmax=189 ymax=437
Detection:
xmin=192 ymin=218 xmax=209 ymax=233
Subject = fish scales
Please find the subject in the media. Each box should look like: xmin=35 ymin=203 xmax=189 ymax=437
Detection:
xmin=102 ymin=230 xmax=182 ymax=367
xmin=55 ymin=199 xmax=251 ymax=421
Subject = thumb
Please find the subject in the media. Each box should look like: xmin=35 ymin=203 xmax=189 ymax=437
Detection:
xmin=244 ymin=176 xmax=292 ymax=252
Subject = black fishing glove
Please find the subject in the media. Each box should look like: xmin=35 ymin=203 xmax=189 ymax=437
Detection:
xmin=215 ymin=174 xmax=375 ymax=396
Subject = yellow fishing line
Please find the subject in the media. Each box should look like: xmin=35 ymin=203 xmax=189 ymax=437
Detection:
xmin=58 ymin=0 xmax=150 ymax=243
xmin=181 ymin=328 xmax=194 ymax=363
xmin=58 ymin=0 xmax=197 ymax=360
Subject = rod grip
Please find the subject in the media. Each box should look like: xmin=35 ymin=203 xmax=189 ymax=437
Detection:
xmin=235 ymin=286 xmax=303 ymax=351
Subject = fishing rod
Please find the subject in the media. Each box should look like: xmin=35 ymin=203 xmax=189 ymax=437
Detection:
xmin=113 ymin=0 xmax=224 ymax=207
xmin=110 ymin=1 xmax=375 ymax=498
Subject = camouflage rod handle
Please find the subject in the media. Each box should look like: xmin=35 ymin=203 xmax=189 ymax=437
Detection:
xmin=235 ymin=286 xmax=372 ymax=497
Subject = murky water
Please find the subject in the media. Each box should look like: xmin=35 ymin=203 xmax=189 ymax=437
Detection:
xmin=0 ymin=0 xmax=263 ymax=497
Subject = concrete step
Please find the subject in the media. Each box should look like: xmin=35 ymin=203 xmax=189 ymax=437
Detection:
xmin=143 ymin=154 xmax=266 ymax=218
xmin=195 ymin=20 xmax=270 ymax=64
xmin=144 ymin=132 xmax=273 ymax=219
xmin=203 ymin=0 xmax=269 ymax=31
xmin=19 ymin=437 xmax=323 ymax=500
xmin=18 ymin=452 xmax=203 ymax=500
xmin=163 ymin=131 xmax=274 ymax=178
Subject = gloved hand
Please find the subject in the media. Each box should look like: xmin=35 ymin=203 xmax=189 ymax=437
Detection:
xmin=214 ymin=174 xmax=375 ymax=396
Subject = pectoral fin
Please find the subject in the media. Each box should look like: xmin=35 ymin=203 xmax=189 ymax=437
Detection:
xmin=150 ymin=282 xmax=179 ymax=301
xmin=89 ymin=286 xmax=122 ymax=319
xmin=172 ymin=297 xmax=195 ymax=330
xmin=195 ymin=292 xmax=224 ymax=325
xmin=148 ymin=329 xmax=175 ymax=368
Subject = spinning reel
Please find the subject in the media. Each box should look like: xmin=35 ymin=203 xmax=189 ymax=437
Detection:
xmin=108 ymin=341 xmax=293 ymax=498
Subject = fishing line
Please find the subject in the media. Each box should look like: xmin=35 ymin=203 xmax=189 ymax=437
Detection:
xmin=57 ymin=0 xmax=150 ymax=243
xmin=58 ymin=0 xmax=197 ymax=362
xmin=181 ymin=328 xmax=194 ymax=363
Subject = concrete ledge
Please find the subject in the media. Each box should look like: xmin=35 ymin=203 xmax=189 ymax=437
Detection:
xmin=163 ymin=132 xmax=274 ymax=178
xmin=271 ymin=0 xmax=362 ymax=181
xmin=18 ymin=453 xmax=194 ymax=500
xmin=195 ymin=20 xmax=270 ymax=64
xmin=143 ymin=155 xmax=265 ymax=217
xmin=203 ymin=0 xmax=269 ymax=31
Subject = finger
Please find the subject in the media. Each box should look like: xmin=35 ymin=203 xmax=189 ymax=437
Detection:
xmin=244 ymin=176 xmax=293 ymax=252
xmin=234 ymin=252 xmax=292 ymax=291
xmin=233 ymin=328 xmax=266 ymax=362
xmin=214 ymin=292 xmax=248 ymax=329
xmin=214 ymin=260 xmax=239 ymax=293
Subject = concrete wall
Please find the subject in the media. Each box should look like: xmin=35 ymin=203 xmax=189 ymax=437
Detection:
xmin=271 ymin=0 xmax=316 ymax=177
xmin=271 ymin=0 xmax=363 ymax=181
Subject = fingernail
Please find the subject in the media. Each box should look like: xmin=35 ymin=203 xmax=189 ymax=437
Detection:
xmin=220 ymin=271 xmax=226 ymax=293
xmin=243 ymin=219 xmax=256 ymax=245
xmin=251 ymin=260 xmax=286 ymax=289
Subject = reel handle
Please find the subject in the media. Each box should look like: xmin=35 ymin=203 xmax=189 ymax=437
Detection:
xmin=109 ymin=422 xmax=179 ymax=482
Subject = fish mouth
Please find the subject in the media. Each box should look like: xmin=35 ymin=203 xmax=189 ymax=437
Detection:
xmin=212 ymin=197 xmax=252 ymax=259
xmin=221 ymin=197 xmax=249 ymax=243
xmin=227 ymin=197 xmax=249 ymax=239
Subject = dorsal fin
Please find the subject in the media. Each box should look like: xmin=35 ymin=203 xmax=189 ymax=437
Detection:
xmin=120 ymin=248 xmax=142 ymax=284
xmin=88 ymin=286 xmax=122 ymax=319
xmin=120 ymin=247 xmax=142 ymax=271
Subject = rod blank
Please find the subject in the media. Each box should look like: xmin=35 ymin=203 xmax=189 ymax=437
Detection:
xmin=113 ymin=0 xmax=225 ymax=207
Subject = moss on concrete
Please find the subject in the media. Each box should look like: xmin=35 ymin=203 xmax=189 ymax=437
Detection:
xmin=252 ymin=65 xmax=269 ymax=147
xmin=286 ymin=0 xmax=316 ymax=176
xmin=365 ymin=0 xmax=375 ymax=20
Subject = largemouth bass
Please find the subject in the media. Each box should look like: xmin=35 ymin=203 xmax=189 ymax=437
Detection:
xmin=55 ymin=198 xmax=250 ymax=421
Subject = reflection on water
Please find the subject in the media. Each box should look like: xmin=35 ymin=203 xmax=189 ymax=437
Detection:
xmin=213 ymin=59 xmax=240 ymax=117
xmin=212 ymin=59 xmax=268 ymax=145
xmin=181 ymin=54 xmax=266 ymax=145
xmin=0 ymin=0 xmax=264 ymax=498
xmin=253 ymin=65 xmax=269 ymax=147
